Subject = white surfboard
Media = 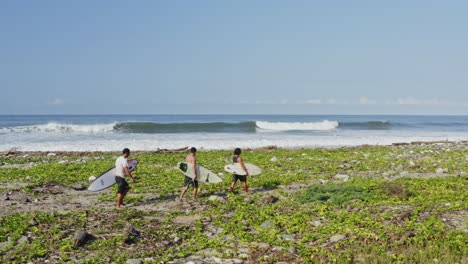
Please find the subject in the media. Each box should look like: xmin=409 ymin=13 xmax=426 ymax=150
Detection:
xmin=224 ymin=163 xmax=262 ymax=176
xmin=88 ymin=160 xmax=138 ymax=192
xmin=177 ymin=162 xmax=222 ymax=184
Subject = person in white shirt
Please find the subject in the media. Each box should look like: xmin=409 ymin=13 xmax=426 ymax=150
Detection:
xmin=115 ymin=148 xmax=136 ymax=208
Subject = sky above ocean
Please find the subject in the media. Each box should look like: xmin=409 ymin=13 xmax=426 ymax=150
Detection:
xmin=1 ymin=1 xmax=467 ymax=115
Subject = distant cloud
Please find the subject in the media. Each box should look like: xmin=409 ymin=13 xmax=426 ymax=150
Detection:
xmin=305 ymin=99 xmax=321 ymax=105
xmin=355 ymin=97 xmax=376 ymax=105
xmin=387 ymin=97 xmax=460 ymax=106
xmin=47 ymin=98 xmax=64 ymax=106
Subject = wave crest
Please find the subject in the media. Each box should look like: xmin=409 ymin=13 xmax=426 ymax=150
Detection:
xmin=256 ymin=120 xmax=339 ymax=131
xmin=0 ymin=122 xmax=116 ymax=133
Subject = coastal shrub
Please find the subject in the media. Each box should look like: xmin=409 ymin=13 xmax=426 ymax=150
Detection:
xmin=296 ymin=183 xmax=381 ymax=206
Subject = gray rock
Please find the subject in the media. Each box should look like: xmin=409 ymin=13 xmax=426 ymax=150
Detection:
xmin=238 ymin=253 xmax=249 ymax=259
xmin=259 ymin=195 xmax=279 ymax=205
xmin=329 ymin=234 xmax=345 ymax=243
xmin=312 ymin=220 xmax=322 ymax=227
xmin=208 ymin=195 xmax=224 ymax=203
xmin=260 ymin=221 xmax=274 ymax=229
xmin=88 ymin=176 xmax=96 ymax=182
xmin=282 ymin=234 xmax=295 ymax=240
xmin=435 ymin=168 xmax=444 ymax=174
xmin=171 ymin=215 xmax=201 ymax=226
xmin=319 ymin=179 xmax=329 ymax=185
xmin=288 ymin=246 xmax=297 ymax=254
xmin=126 ymin=259 xmax=143 ymax=264
xmin=74 ymin=230 xmax=89 ymax=247
xmin=47 ymin=153 xmax=56 ymax=157
xmin=270 ymin=156 xmax=278 ymax=162
xmin=17 ymin=236 xmax=29 ymax=246
xmin=58 ymin=160 xmax=69 ymax=165
xmin=243 ymin=197 xmax=253 ymax=204
xmin=334 ymin=174 xmax=349 ymax=181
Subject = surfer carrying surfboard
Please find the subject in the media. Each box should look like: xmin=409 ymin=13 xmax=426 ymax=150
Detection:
xmin=179 ymin=147 xmax=198 ymax=201
xmin=229 ymin=148 xmax=249 ymax=193
xmin=115 ymin=148 xmax=136 ymax=208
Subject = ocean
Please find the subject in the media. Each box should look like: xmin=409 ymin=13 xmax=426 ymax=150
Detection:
xmin=1 ymin=115 xmax=468 ymax=151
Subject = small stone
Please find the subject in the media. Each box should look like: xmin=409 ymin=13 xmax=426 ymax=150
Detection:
xmin=174 ymin=237 xmax=181 ymax=243
xmin=319 ymin=179 xmax=328 ymax=185
xmin=126 ymin=259 xmax=143 ymax=264
xmin=400 ymin=171 xmax=409 ymax=176
xmin=74 ymin=230 xmax=89 ymax=247
xmin=208 ymin=195 xmax=224 ymax=203
xmin=238 ymin=253 xmax=249 ymax=259
xmin=88 ymin=176 xmax=96 ymax=182
xmin=334 ymin=174 xmax=349 ymax=181
xmin=282 ymin=234 xmax=295 ymax=240
xmin=58 ymin=160 xmax=69 ymax=165
xmin=25 ymin=176 xmax=31 ymax=181
xmin=312 ymin=220 xmax=322 ymax=227
xmin=329 ymin=234 xmax=345 ymax=243
xmin=260 ymin=221 xmax=274 ymax=229
xmin=409 ymin=161 xmax=415 ymax=166
xmin=17 ymin=236 xmax=29 ymax=246
xmin=28 ymin=218 xmax=38 ymax=226
xmin=270 ymin=156 xmax=278 ymax=162
xmin=435 ymin=168 xmax=444 ymax=174
xmin=218 ymin=172 xmax=224 ymax=176
xmin=47 ymin=153 xmax=56 ymax=157
xmin=288 ymin=246 xmax=297 ymax=254
xmin=445 ymin=203 xmax=451 ymax=206
xmin=241 ymin=220 xmax=248 ymax=225
xmin=243 ymin=197 xmax=253 ymax=204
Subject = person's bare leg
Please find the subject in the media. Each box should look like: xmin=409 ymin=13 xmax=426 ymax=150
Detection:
xmin=243 ymin=182 xmax=248 ymax=193
xmin=117 ymin=193 xmax=124 ymax=208
xmin=179 ymin=187 xmax=188 ymax=203
xmin=230 ymin=182 xmax=235 ymax=192
xmin=193 ymin=188 xmax=198 ymax=199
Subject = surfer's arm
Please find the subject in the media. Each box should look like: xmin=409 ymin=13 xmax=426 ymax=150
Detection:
xmin=124 ymin=166 xmax=136 ymax=182
xmin=238 ymin=158 xmax=249 ymax=176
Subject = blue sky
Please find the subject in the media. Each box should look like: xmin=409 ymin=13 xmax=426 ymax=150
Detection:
xmin=1 ymin=1 xmax=467 ymax=115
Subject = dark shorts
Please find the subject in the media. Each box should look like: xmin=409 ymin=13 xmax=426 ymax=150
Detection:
xmin=184 ymin=176 xmax=199 ymax=188
xmin=232 ymin=174 xmax=247 ymax=183
xmin=115 ymin=176 xmax=130 ymax=194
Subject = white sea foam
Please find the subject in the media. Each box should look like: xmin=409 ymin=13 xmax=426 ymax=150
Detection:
xmin=1 ymin=130 xmax=466 ymax=151
xmin=256 ymin=120 xmax=339 ymax=131
xmin=0 ymin=122 xmax=116 ymax=134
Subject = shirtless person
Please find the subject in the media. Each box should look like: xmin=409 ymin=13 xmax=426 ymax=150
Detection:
xmin=229 ymin=148 xmax=249 ymax=193
xmin=179 ymin=147 xmax=198 ymax=201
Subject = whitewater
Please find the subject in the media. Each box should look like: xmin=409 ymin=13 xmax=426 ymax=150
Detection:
xmin=1 ymin=115 xmax=468 ymax=151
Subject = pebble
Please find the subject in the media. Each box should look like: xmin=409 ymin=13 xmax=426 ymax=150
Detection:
xmin=435 ymin=168 xmax=444 ymax=174
xmin=329 ymin=234 xmax=346 ymax=243
xmin=270 ymin=156 xmax=278 ymax=162
xmin=88 ymin=176 xmax=96 ymax=182
xmin=312 ymin=220 xmax=322 ymax=227
xmin=260 ymin=221 xmax=274 ymax=229
xmin=334 ymin=174 xmax=349 ymax=181
xmin=126 ymin=259 xmax=143 ymax=264
xmin=47 ymin=153 xmax=56 ymax=157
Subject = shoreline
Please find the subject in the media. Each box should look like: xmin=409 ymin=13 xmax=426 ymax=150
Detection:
xmin=3 ymin=139 xmax=468 ymax=157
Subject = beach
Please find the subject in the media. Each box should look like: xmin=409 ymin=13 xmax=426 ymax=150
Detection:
xmin=1 ymin=143 xmax=467 ymax=263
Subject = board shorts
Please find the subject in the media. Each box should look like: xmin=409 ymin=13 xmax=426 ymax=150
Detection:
xmin=115 ymin=176 xmax=130 ymax=194
xmin=232 ymin=174 xmax=247 ymax=183
xmin=184 ymin=176 xmax=199 ymax=188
